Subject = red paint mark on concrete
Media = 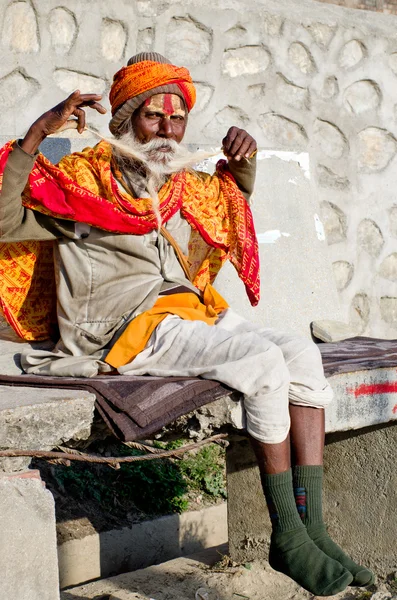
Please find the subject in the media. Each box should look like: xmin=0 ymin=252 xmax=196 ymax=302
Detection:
xmin=348 ymin=382 xmax=397 ymax=398
xmin=393 ymin=404 xmax=397 ymax=414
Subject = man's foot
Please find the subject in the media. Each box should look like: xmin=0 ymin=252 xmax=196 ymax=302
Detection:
xmin=307 ymin=524 xmax=375 ymax=587
xmin=269 ymin=526 xmax=353 ymax=596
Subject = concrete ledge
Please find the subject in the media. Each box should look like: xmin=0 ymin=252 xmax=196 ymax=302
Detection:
xmin=58 ymin=503 xmax=227 ymax=589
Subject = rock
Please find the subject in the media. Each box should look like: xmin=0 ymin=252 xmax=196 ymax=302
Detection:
xmin=258 ymin=113 xmax=307 ymax=149
xmin=305 ymin=22 xmax=336 ymax=48
xmin=358 ymin=127 xmax=397 ymax=172
xmin=357 ymin=218 xmax=384 ymax=257
xmin=137 ymin=27 xmax=154 ymax=53
xmin=53 ymin=69 xmax=107 ymax=95
xmin=339 ymin=39 xmax=366 ymax=70
xmin=380 ymin=297 xmax=397 ymax=326
xmin=379 ymin=253 xmax=397 ymax=281
xmin=101 ymin=18 xmax=127 ymax=62
xmin=48 ymin=7 xmax=77 ymax=55
xmin=350 ymin=293 xmax=370 ymax=333
xmin=288 ymin=42 xmax=316 ymax=74
xmin=222 ymin=46 xmax=271 ymax=78
xmin=275 ymin=74 xmax=309 ymax=110
xmin=313 ymin=120 xmax=348 ymax=159
xmin=320 ymin=201 xmax=347 ymax=244
xmin=166 ymin=17 xmax=212 ymax=65
xmin=261 ymin=12 xmax=284 ymax=36
xmin=389 ymin=206 xmax=397 ymax=237
xmin=248 ymin=84 xmax=266 ymax=99
xmin=1 ymin=1 xmax=39 ymax=53
xmin=206 ymin=106 xmax=249 ymax=139
xmin=193 ymin=82 xmax=214 ymax=112
xmin=317 ymin=165 xmax=350 ymax=190
xmin=0 ymin=69 xmax=39 ymax=110
xmin=320 ymin=76 xmax=339 ymax=100
xmin=225 ymin=25 xmax=247 ymax=45
xmin=311 ymin=319 xmax=359 ymax=342
xmin=332 ymin=261 xmax=354 ymax=290
xmin=389 ymin=52 xmax=397 ymax=76
xmin=344 ymin=80 xmax=381 ymax=114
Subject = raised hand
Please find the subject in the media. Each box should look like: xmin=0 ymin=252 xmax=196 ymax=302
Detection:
xmin=222 ymin=127 xmax=257 ymax=162
xmin=21 ymin=90 xmax=107 ymax=154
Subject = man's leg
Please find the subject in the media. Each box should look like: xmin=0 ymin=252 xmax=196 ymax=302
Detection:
xmin=290 ymin=405 xmax=374 ymax=586
xmin=250 ymin=434 xmax=353 ymax=596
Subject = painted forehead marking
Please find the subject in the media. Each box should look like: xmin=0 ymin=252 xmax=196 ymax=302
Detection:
xmin=144 ymin=94 xmax=186 ymax=117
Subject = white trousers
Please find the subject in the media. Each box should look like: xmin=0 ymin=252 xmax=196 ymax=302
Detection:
xmin=118 ymin=309 xmax=333 ymax=444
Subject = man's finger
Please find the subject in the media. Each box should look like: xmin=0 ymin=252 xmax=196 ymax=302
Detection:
xmin=228 ymin=132 xmax=250 ymax=158
xmin=244 ymin=141 xmax=257 ymax=159
xmin=222 ymin=127 xmax=239 ymax=153
xmin=73 ymin=107 xmax=86 ymax=134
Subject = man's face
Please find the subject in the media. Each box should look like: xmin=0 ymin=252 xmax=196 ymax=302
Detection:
xmin=131 ymin=93 xmax=187 ymax=149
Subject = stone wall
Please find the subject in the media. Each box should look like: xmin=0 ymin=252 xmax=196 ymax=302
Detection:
xmin=2 ymin=0 xmax=397 ymax=336
xmin=317 ymin=0 xmax=397 ymax=16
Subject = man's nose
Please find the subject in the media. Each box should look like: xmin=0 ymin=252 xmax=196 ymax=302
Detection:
xmin=157 ymin=117 xmax=173 ymax=138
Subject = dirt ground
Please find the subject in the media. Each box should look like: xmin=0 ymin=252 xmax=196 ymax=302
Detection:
xmin=61 ymin=546 xmax=395 ymax=600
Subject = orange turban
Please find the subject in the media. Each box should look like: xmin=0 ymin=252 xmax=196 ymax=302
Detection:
xmin=109 ymin=60 xmax=196 ymax=117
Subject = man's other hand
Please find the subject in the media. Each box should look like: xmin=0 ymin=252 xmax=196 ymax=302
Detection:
xmin=21 ymin=90 xmax=107 ymax=155
xmin=222 ymin=127 xmax=257 ymax=162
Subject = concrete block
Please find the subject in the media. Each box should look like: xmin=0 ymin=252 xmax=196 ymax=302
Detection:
xmin=0 ymin=472 xmax=60 ymax=600
xmin=58 ymin=504 xmax=227 ymax=588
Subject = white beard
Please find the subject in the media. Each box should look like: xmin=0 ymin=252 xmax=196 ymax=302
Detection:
xmin=105 ymin=129 xmax=218 ymax=230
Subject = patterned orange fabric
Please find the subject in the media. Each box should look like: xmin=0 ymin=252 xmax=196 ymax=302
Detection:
xmin=0 ymin=141 xmax=259 ymax=340
xmin=109 ymin=61 xmax=196 ymax=115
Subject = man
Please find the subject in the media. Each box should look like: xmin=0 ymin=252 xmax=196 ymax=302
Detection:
xmin=0 ymin=52 xmax=373 ymax=595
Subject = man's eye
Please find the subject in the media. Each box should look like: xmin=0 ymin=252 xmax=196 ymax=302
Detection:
xmin=171 ymin=115 xmax=185 ymax=122
xmin=146 ymin=112 xmax=162 ymax=119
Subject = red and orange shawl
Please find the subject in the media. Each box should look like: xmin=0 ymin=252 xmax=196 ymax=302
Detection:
xmin=0 ymin=141 xmax=260 ymax=341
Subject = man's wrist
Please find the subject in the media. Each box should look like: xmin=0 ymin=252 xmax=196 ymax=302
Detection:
xmin=20 ymin=126 xmax=47 ymax=155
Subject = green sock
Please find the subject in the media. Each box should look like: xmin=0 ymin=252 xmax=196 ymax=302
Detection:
xmin=293 ymin=465 xmax=374 ymax=587
xmin=262 ymin=469 xmax=352 ymax=596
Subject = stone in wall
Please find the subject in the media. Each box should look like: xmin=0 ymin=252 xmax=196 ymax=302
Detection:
xmin=320 ymin=76 xmax=339 ymax=100
xmin=332 ymin=261 xmax=354 ymax=291
xmin=248 ymin=84 xmax=266 ymax=99
xmin=317 ymin=164 xmax=350 ymax=189
xmin=380 ymin=297 xmax=397 ymax=325
xmin=288 ymin=42 xmax=316 ymax=74
xmin=305 ymin=22 xmax=336 ymax=48
xmin=389 ymin=53 xmax=397 ymax=76
xmin=320 ymin=201 xmax=347 ymax=244
xmin=53 ymin=69 xmax=106 ymax=95
xmin=379 ymin=253 xmax=397 ymax=281
xmin=350 ymin=293 xmax=370 ymax=333
xmin=338 ymin=40 xmax=366 ymax=70
xmin=2 ymin=1 xmax=39 ymax=53
xmin=207 ymin=106 xmax=249 ymax=139
xmin=389 ymin=206 xmax=397 ymax=237
xmin=261 ymin=12 xmax=284 ymax=36
xmin=222 ymin=46 xmax=271 ymax=78
xmin=258 ymin=113 xmax=307 ymax=149
xmin=101 ymin=19 xmax=127 ymax=62
xmin=343 ymin=80 xmax=381 ymax=115
xmin=225 ymin=25 xmax=247 ymax=46
xmin=357 ymin=218 xmax=384 ymax=257
xmin=137 ymin=28 xmax=154 ymax=53
xmin=313 ymin=120 xmax=348 ymax=159
xmin=48 ymin=7 xmax=77 ymax=55
xmin=166 ymin=17 xmax=212 ymax=65
xmin=275 ymin=74 xmax=309 ymax=110
xmin=357 ymin=127 xmax=397 ymax=172
xmin=0 ymin=69 xmax=39 ymax=110
xmin=193 ymin=82 xmax=214 ymax=112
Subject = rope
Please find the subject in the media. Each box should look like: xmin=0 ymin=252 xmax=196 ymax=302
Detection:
xmin=0 ymin=434 xmax=229 ymax=468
